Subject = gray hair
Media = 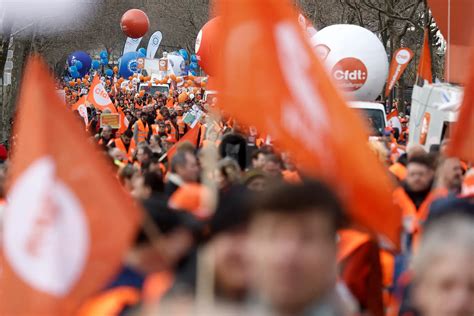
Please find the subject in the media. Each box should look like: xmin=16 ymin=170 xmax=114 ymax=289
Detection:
xmin=411 ymin=214 xmax=474 ymax=281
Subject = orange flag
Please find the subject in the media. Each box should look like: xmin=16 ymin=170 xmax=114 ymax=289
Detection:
xmin=417 ymin=28 xmax=433 ymax=84
xmin=163 ymin=123 xmax=201 ymax=163
xmin=385 ymin=47 xmax=414 ymax=97
xmin=71 ymin=95 xmax=89 ymax=126
xmin=447 ymin=49 xmax=474 ymax=162
xmin=87 ymin=75 xmax=117 ymax=113
xmin=117 ymin=107 xmax=130 ymax=136
xmin=214 ymin=0 xmax=400 ymax=248
xmin=0 ymin=57 xmax=141 ymax=315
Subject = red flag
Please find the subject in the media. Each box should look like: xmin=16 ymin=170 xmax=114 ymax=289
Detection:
xmin=447 ymin=49 xmax=474 ymax=162
xmin=87 ymin=75 xmax=117 ymax=113
xmin=417 ymin=28 xmax=433 ymax=84
xmin=0 ymin=57 xmax=141 ymax=315
xmin=385 ymin=48 xmax=414 ymax=97
xmin=214 ymin=0 xmax=400 ymax=248
xmin=164 ymin=123 xmax=201 ymax=163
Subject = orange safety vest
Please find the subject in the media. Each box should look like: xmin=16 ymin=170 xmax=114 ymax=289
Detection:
xmin=76 ymin=272 xmax=174 ymax=316
xmin=393 ymin=187 xmax=448 ymax=251
xmin=135 ymin=120 xmax=149 ymax=144
xmin=114 ymin=137 xmax=136 ymax=162
xmin=388 ymin=162 xmax=407 ymax=182
xmin=177 ymin=116 xmax=186 ymax=135
xmin=76 ymin=286 xmax=140 ymax=316
xmin=282 ymin=170 xmax=301 ymax=184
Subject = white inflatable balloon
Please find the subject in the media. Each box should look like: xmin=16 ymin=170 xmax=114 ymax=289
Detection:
xmin=311 ymin=25 xmax=389 ymax=102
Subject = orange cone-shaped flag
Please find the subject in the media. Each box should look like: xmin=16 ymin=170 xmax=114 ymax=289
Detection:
xmin=87 ymin=75 xmax=117 ymax=113
xmin=0 ymin=56 xmax=141 ymax=315
xmin=448 ymin=49 xmax=474 ymax=162
xmin=213 ymin=0 xmax=400 ymax=248
xmin=417 ymin=28 xmax=433 ymax=84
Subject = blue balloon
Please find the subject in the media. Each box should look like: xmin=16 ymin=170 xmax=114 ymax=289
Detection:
xmin=138 ymin=48 xmax=147 ymax=56
xmin=71 ymin=71 xmax=80 ymax=79
xmin=67 ymin=51 xmax=92 ymax=77
xmin=92 ymin=60 xmax=100 ymax=70
xmin=105 ymin=69 xmax=114 ymax=77
xmin=101 ymin=58 xmax=109 ymax=66
xmin=75 ymin=60 xmax=83 ymax=70
xmin=137 ymin=51 xmax=146 ymax=58
xmin=190 ymin=54 xmax=198 ymax=63
xmin=178 ymin=49 xmax=189 ymax=61
xmin=118 ymin=52 xmax=139 ymax=78
xmin=189 ymin=62 xmax=199 ymax=71
xmin=100 ymin=50 xmax=108 ymax=59
xmin=69 ymin=65 xmax=78 ymax=74
xmin=189 ymin=70 xmax=197 ymax=76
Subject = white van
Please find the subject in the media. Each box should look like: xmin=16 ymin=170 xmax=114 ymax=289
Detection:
xmin=138 ymin=83 xmax=170 ymax=96
xmin=349 ymin=101 xmax=388 ymax=136
xmin=409 ymin=83 xmax=462 ymax=151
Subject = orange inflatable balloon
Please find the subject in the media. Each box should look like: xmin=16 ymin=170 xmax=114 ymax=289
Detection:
xmin=139 ymin=90 xmax=145 ymax=97
xmin=120 ymin=9 xmax=150 ymax=39
xmin=187 ymin=75 xmax=195 ymax=81
xmin=201 ymin=81 xmax=207 ymax=88
xmin=177 ymin=77 xmax=183 ymax=83
xmin=178 ymin=92 xmax=188 ymax=103
xmin=170 ymin=74 xmax=177 ymax=81
xmin=195 ymin=17 xmax=221 ymax=76
xmin=76 ymin=79 xmax=81 ymax=84
xmin=113 ymin=66 xmax=119 ymax=73
xmin=148 ymin=82 xmax=152 ymax=87
xmin=184 ymin=83 xmax=189 ymax=88
xmin=186 ymin=80 xmax=194 ymax=86
xmin=106 ymin=80 xmax=111 ymax=86
xmin=129 ymin=76 xmax=133 ymax=80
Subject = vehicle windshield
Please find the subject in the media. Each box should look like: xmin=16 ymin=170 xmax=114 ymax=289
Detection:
xmin=140 ymin=85 xmax=169 ymax=96
xmin=355 ymin=108 xmax=386 ymax=136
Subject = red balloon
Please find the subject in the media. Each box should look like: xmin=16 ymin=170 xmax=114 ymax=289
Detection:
xmin=195 ymin=17 xmax=221 ymax=76
xmin=121 ymin=9 xmax=149 ymax=39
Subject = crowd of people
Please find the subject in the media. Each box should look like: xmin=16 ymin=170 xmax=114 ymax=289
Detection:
xmin=0 ymin=70 xmax=473 ymax=316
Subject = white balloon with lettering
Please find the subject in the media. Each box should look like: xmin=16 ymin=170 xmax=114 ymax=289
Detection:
xmin=311 ymin=24 xmax=389 ymax=102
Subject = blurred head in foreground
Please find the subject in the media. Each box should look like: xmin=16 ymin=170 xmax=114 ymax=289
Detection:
xmin=412 ymin=214 xmax=474 ymax=316
xmin=247 ymin=180 xmax=346 ymax=315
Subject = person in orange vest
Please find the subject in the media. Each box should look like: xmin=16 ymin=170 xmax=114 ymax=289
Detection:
xmin=76 ymin=202 xmax=202 ymax=316
xmin=337 ymin=229 xmax=385 ymax=316
xmin=133 ymin=112 xmax=150 ymax=145
xmin=108 ymin=130 xmax=136 ymax=163
xmin=281 ymin=152 xmax=301 ymax=183
xmin=389 ymin=153 xmax=408 ymax=183
xmin=98 ymin=125 xmax=114 ymax=148
xmin=175 ymin=105 xmax=187 ymax=138
xmin=435 ymin=156 xmax=464 ymax=195
xmin=393 ymin=154 xmax=445 ymax=253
